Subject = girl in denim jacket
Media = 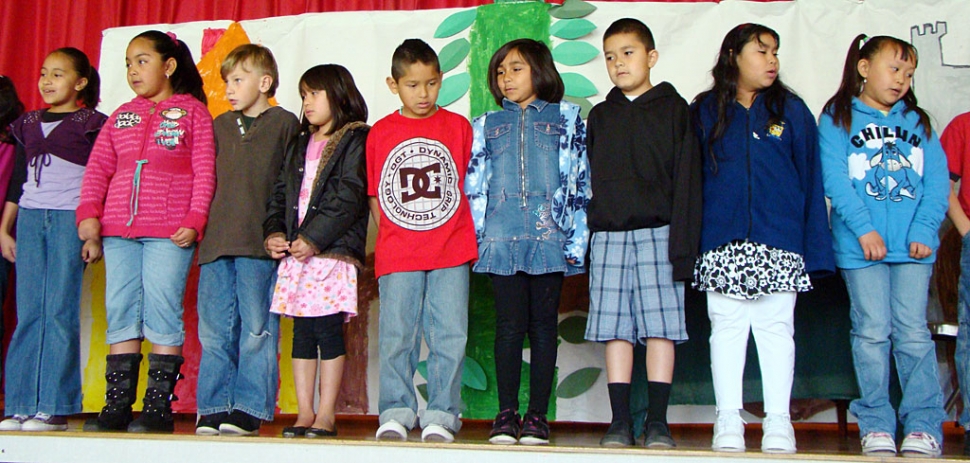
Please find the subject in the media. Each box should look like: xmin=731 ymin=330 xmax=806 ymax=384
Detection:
xmin=464 ymin=38 xmax=590 ymax=446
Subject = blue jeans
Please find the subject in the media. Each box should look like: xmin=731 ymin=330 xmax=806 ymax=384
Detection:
xmin=196 ymin=257 xmax=280 ymax=421
xmin=4 ymin=209 xmax=84 ymax=415
xmin=102 ymin=237 xmax=195 ymax=346
xmin=378 ymin=264 xmax=468 ymax=432
xmin=957 ymin=233 xmax=970 ymax=429
xmin=843 ymin=263 xmax=946 ymax=443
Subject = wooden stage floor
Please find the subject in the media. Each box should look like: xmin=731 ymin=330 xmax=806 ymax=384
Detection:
xmin=1 ymin=415 xmax=969 ymax=462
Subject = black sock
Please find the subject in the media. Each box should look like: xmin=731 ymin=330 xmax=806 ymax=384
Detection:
xmin=647 ymin=381 xmax=671 ymax=425
xmin=608 ymin=382 xmax=632 ymax=425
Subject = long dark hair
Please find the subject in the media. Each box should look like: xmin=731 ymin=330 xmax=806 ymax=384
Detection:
xmin=0 ymin=76 xmax=24 ymax=144
xmin=486 ymin=39 xmax=564 ymax=106
xmin=50 ymin=47 xmax=100 ymax=109
xmin=132 ymin=30 xmax=206 ymax=104
xmin=692 ymin=24 xmax=791 ymax=156
xmin=299 ymin=64 xmax=368 ymax=135
xmin=822 ymin=34 xmax=930 ymax=137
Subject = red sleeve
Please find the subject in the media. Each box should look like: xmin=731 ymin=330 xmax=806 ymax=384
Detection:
xmin=76 ymin=116 xmax=118 ymax=225
xmin=942 ymin=113 xmax=970 ymax=181
xmin=180 ymin=103 xmax=216 ymax=240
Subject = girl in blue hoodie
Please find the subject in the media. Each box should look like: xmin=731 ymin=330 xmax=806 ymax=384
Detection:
xmin=691 ymin=24 xmax=834 ymax=455
xmin=819 ymin=34 xmax=949 ymax=458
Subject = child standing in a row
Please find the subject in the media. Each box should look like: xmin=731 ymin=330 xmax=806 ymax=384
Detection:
xmin=585 ymin=18 xmax=702 ymax=449
xmin=368 ymin=38 xmax=477 ymax=443
xmin=465 ymin=38 xmax=590 ymax=446
xmin=691 ymin=23 xmax=833 ymax=455
xmin=78 ymin=30 xmax=215 ymax=433
xmin=0 ymin=47 xmax=107 ymax=431
xmin=264 ymin=64 xmax=369 ymax=439
xmin=820 ymin=34 xmax=949 ymax=458
xmin=195 ymin=44 xmax=299 ymax=437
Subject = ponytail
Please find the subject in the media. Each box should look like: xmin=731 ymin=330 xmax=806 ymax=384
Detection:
xmin=51 ymin=47 xmax=101 ymax=109
xmin=823 ymin=35 xmax=931 ymax=137
xmin=132 ymin=30 xmax=206 ymax=104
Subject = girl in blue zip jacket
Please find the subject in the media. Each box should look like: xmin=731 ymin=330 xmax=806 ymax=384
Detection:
xmin=819 ymin=34 xmax=949 ymax=458
xmin=690 ymin=24 xmax=834 ymax=455
xmin=464 ymin=38 xmax=590 ymax=446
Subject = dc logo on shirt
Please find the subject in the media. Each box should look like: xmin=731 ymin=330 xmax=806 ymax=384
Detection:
xmin=379 ymin=137 xmax=460 ymax=231
xmin=115 ymin=112 xmax=141 ymax=128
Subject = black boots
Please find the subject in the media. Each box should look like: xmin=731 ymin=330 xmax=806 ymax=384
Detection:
xmin=84 ymin=353 xmax=143 ymax=431
xmin=128 ymin=354 xmax=184 ymax=433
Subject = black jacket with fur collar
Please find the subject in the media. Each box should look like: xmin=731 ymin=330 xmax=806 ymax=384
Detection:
xmin=263 ymin=122 xmax=370 ymax=267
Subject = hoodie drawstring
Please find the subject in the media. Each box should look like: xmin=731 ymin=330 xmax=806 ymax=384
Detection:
xmin=127 ymin=159 xmax=149 ymax=226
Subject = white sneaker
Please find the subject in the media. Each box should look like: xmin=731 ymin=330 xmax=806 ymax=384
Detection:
xmin=421 ymin=424 xmax=455 ymax=443
xmin=0 ymin=415 xmax=31 ymax=431
xmin=22 ymin=412 xmax=68 ymax=431
xmin=761 ymin=413 xmax=796 ymax=454
xmin=712 ymin=410 xmax=745 ymax=452
xmin=861 ymin=431 xmax=896 ymax=456
xmin=376 ymin=420 xmax=408 ymax=440
xmin=900 ymin=432 xmax=942 ymax=458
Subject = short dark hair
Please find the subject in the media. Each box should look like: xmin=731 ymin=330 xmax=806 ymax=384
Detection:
xmin=299 ymin=64 xmax=368 ymax=135
xmin=0 ymin=76 xmax=24 ymax=144
xmin=221 ymin=44 xmax=280 ymax=97
xmin=603 ymin=18 xmax=655 ymax=51
xmin=487 ymin=39 xmax=564 ymax=106
xmin=391 ymin=39 xmax=440 ymax=81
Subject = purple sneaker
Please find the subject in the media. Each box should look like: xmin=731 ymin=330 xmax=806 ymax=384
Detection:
xmin=488 ymin=409 xmax=521 ymax=445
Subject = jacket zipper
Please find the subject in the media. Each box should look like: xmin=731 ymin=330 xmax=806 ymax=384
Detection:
xmin=126 ymin=101 xmax=157 ymax=236
xmin=519 ymin=109 xmax=527 ymax=208
xmin=745 ymin=107 xmax=753 ymax=239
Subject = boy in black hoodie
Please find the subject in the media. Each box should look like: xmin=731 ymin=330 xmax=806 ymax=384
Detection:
xmin=583 ymin=18 xmax=702 ymax=449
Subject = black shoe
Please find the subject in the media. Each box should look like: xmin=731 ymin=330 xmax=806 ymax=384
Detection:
xmin=599 ymin=420 xmax=634 ymax=447
xmin=488 ymin=408 xmax=521 ymax=445
xmin=127 ymin=354 xmax=183 ymax=434
xmin=195 ymin=412 xmax=229 ymax=436
xmin=519 ymin=411 xmax=550 ymax=445
xmin=306 ymin=427 xmax=338 ymax=438
xmin=283 ymin=426 xmax=308 ymax=438
xmin=964 ymin=430 xmax=970 ymax=456
xmin=219 ymin=411 xmax=261 ymax=436
xmin=643 ymin=421 xmax=676 ymax=449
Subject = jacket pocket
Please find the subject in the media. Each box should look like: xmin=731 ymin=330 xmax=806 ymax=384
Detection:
xmin=534 ymin=121 xmax=560 ymax=152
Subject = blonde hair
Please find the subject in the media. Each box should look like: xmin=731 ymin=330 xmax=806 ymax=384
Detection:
xmin=220 ymin=44 xmax=280 ymax=97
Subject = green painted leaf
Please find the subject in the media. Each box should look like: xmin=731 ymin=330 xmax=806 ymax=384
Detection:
xmin=561 ymin=72 xmax=597 ymax=98
xmin=556 ymin=367 xmax=602 ymax=399
xmin=462 ymin=356 xmax=487 ymax=391
xmin=417 ymin=383 xmax=429 ymax=402
xmin=564 ymin=96 xmax=593 ymax=119
xmin=417 ymin=360 xmax=428 ymax=381
xmin=550 ymin=18 xmax=596 ymax=40
xmin=434 ymin=9 xmax=477 ymax=38
xmin=558 ymin=315 xmax=589 ymax=344
xmin=553 ymin=41 xmax=599 ymax=66
xmin=438 ymin=72 xmax=471 ymax=107
xmin=439 ymin=38 xmax=471 ymax=74
xmin=549 ymin=0 xmax=597 ymax=19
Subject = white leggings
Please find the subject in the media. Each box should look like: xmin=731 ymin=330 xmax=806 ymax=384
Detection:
xmin=707 ymin=291 xmax=796 ymax=415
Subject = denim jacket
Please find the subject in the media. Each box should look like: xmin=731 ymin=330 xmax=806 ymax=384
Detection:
xmin=465 ymin=99 xmax=591 ymax=276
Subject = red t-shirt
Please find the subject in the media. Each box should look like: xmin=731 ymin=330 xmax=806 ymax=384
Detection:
xmin=942 ymin=111 xmax=970 ymax=216
xmin=366 ymin=108 xmax=477 ymax=278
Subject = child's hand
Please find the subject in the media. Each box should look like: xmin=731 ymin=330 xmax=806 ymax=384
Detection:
xmin=82 ymin=238 xmax=103 ymax=264
xmin=858 ymin=231 xmax=887 ymax=261
xmin=0 ymin=232 xmax=15 ymax=263
xmin=78 ymin=218 xmax=101 ymax=242
xmin=264 ymin=233 xmax=289 ymax=259
xmin=909 ymin=242 xmax=932 ymax=260
xmin=289 ymin=236 xmax=319 ymax=262
xmin=170 ymin=227 xmax=198 ymax=248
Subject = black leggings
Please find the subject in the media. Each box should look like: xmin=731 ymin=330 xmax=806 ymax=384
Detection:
xmin=291 ymin=313 xmax=346 ymax=360
xmin=491 ymin=272 xmax=564 ymax=414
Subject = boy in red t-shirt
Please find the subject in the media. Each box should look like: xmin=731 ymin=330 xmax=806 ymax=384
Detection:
xmin=366 ymin=39 xmax=477 ymax=443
